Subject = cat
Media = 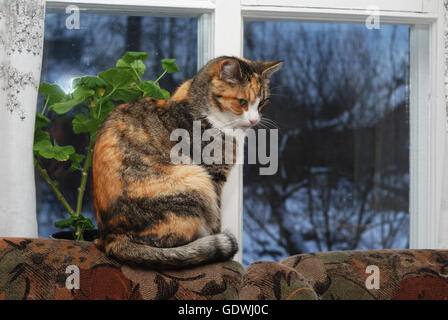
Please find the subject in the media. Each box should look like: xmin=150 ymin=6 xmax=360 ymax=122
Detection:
xmin=92 ymin=56 xmax=282 ymax=269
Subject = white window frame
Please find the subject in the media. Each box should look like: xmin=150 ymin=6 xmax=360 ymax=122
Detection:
xmin=45 ymin=0 xmax=446 ymax=262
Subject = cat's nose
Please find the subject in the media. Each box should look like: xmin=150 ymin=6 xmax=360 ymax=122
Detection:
xmin=249 ymin=119 xmax=259 ymax=125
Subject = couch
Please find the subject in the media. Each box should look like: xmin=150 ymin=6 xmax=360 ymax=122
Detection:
xmin=0 ymin=237 xmax=447 ymax=300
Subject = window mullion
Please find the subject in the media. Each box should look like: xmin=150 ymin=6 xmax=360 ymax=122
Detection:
xmin=213 ymin=0 xmax=244 ymax=263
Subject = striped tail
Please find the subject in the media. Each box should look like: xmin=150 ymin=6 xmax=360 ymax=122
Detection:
xmin=102 ymin=230 xmax=238 ymax=269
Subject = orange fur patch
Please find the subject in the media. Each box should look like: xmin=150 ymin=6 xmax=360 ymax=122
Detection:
xmin=171 ymin=79 xmax=192 ymax=102
xmin=126 ymin=164 xmax=217 ymax=208
xmin=156 ymin=99 xmax=168 ymax=108
xmin=92 ymin=125 xmax=124 ymax=228
xmin=210 ymin=75 xmax=261 ymax=115
xmin=140 ymin=212 xmax=205 ymax=241
xmin=105 ymin=214 xmax=129 ymax=229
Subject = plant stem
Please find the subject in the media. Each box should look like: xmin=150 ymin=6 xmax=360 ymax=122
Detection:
xmin=135 ymin=84 xmax=145 ymax=93
xmin=34 ymin=159 xmax=75 ymax=216
xmin=132 ymin=66 xmax=143 ymax=84
xmin=154 ymin=70 xmax=167 ymax=84
xmin=97 ymin=100 xmax=102 ymax=119
xmin=41 ymin=99 xmax=49 ymax=116
xmin=74 ymin=137 xmax=94 ymax=240
xmin=103 ymin=87 xmax=116 ymax=100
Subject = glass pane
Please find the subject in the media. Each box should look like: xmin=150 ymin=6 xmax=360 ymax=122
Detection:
xmin=36 ymin=13 xmax=198 ymax=237
xmin=243 ymin=21 xmax=410 ymax=265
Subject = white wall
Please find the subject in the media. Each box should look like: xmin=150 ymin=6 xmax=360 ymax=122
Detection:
xmin=439 ymin=0 xmax=448 ymax=248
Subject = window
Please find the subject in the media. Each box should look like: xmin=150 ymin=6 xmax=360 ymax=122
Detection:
xmin=38 ymin=0 xmax=445 ymax=262
xmin=243 ymin=21 xmax=410 ymax=264
xmin=36 ymin=10 xmax=198 ymax=237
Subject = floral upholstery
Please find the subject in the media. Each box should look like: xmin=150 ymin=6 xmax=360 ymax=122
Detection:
xmin=0 ymin=237 xmax=447 ymax=300
xmin=241 ymin=249 xmax=448 ymax=300
xmin=0 ymin=237 xmax=243 ymax=300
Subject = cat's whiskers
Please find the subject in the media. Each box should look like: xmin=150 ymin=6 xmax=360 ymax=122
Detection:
xmin=259 ymin=117 xmax=279 ymax=129
xmin=254 ymin=121 xmax=269 ymax=130
xmin=268 ymin=93 xmax=287 ymax=98
xmin=270 ymin=85 xmax=288 ymax=91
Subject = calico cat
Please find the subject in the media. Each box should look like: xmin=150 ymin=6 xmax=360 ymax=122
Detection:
xmin=92 ymin=56 xmax=282 ymax=269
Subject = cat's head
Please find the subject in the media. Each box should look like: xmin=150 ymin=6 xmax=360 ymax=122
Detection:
xmin=203 ymin=57 xmax=282 ymax=131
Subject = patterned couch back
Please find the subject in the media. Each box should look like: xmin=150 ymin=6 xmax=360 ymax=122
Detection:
xmin=0 ymin=238 xmax=447 ymax=300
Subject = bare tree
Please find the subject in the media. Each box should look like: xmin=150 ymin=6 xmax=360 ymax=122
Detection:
xmin=243 ymin=22 xmax=409 ymax=264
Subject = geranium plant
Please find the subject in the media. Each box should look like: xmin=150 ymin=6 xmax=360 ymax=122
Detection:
xmin=34 ymin=52 xmax=178 ymax=240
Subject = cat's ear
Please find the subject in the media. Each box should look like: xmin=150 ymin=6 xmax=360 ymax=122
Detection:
xmin=259 ymin=60 xmax=283 ymax=78
xmin=219 ymin=59 xmax=242 ymax=84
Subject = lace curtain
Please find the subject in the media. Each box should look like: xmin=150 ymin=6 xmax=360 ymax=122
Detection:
xmin=0 ymin=0 xmax=46 ymax=237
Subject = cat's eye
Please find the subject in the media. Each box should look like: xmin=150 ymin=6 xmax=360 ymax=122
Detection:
xmin=238 ymin=99 xmax=248 ymax=107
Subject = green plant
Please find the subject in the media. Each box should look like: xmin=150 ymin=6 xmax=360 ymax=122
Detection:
xmin=34 ymin=52 xmax=179 ymax=240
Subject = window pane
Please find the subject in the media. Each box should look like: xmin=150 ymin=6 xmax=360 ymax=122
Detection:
xmin=243 ymin=21 xmax=410 ymax=265
xmin=36 ymin=13 xmax=198 ymax=237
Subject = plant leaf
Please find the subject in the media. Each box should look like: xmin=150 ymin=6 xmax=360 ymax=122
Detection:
xmin=49 ymin=98 xmax=83 ymax=115
xmin=39 ymin=83 xmax=66 ymax=105
xmin=110 ymin=85 xmax=141 ymax=101
xmin=130 ymin=60 xmax=146 ymax=76
xmin=69 ymin=153 xmax=85 ymax=172
xmin=72 ymin=87 xmax=95 ymax=101
xmin=116 ymin=52 xmax=148 ymax=78
xmin=72 ymin=113 xmax=101 ymax=134
xmin=54 ymin=216 xmax=77 ymax=229
xmin=98 ymin=68 xmax=141 ymax=101
xmin=34 ymin=129 xmax=50 ymax=144
xmin=33 ymin=140 xmax=75 ymax=161
xmin=33 ymin=140 xmax=54 ymax=159
xmin=161 ymin=59 xmax=179 ymax=73
xmin=55 ymin=214 xmax=94 ymax=230
xmin=79 ymin=215 xmax=95 ymax=230
xmin=35 ymin=113 xmax=50 ymax=129
xmin=161 ymin=89 xmax=170 ymax=99
xmin=49 ymin=84 xmax=95 ymax=115
xmin=72 ymin=76 xmax=106 ymax=90
xmin=52 ymin=144 xmax=76 ymax=161
xmin=141 ymin=81 xmax=166 ymax=99
xmin=99 ymin=68 xmax=134 ymax=89
xmin=117 ymin=58 xmax=147 ymax=79
xmin=98 ymin=100 xmax=115 ymax=122
xmin=120 ymin=51 xmax=148 ymax=63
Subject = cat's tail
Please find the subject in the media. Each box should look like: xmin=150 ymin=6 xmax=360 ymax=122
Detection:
xmin=100 ymin=230 xmax=238 ymax=269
